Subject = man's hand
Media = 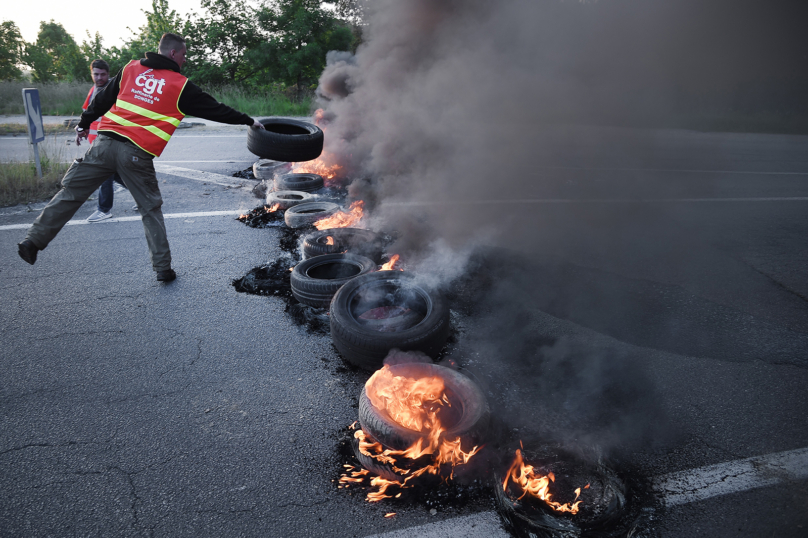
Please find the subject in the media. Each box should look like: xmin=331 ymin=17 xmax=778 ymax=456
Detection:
xmin=251 ymin=120 xmax=266 ymax=130
xmin=75 ymin=126 xmax=89 ymax=146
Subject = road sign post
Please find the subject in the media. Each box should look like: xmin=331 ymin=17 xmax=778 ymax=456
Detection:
xmin=22 ymin=88 xmax=45 ymax=178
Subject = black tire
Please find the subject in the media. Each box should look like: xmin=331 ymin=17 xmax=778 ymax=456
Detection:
xmin=266 ymin=190 xmax=313 ymax=210
xmin=329 ymin=272 xmax=451 ymax=370
xmin=284 ymin=202 xmax=340 ymax=228
xmin=351 ymin=433 xmax=404 ymax=482
xmin=303 ymin=228 xmax=386 ymax=263
xmin=247 ymin=118 xmax=323 ymax=162
xmin=358 ymin=363 xmax=489 ymax=452
xmin=275 ymin=173 xmax=324 ymax=193
xmin=290 ymin=253 xmax=376 ymax=308
xmin=494 ymin=446 xmax=629 ymax=537
xmin=253 ymin=159 xmax=291 ymax=180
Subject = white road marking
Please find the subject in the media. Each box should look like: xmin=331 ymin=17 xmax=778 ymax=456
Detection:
xmin=364 ymin=511 xmax=509 ymax=538
xmin=170 ymin=131 xmax=247 ymax=138
xmin=382 ymin=196 xmax=808 ymax=207
xmin=154 ymin=164 xmax=248 ymax=187
xmin=364 ymin=446 xmax=808 ymax=537
xmin=0 ymin=210 xmax=242 ymax=231
xmin=534 ymin=165 xmax=808 ymax=176
xmin=653 ymin=446 xmax=808 ymax=506
xmin=157 ymin=160 xmax=255 ymax=163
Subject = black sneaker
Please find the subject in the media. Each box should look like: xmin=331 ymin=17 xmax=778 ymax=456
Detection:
xmin=18 ymin=239 xmax=39 ymax=265
xmin=156 ymin=268 xmax=176 ymax=282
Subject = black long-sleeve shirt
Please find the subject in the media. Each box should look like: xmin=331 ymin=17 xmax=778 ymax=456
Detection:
xmin=79 ymin=52 xmax=254 ymax=137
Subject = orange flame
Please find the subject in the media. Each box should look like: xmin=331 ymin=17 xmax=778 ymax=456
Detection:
xmin=267 ymin=203 xmax=280 ymax=213
xmin=325 ymin=236 xmax=335 ymax=246
xmin=314 ymin=200 xmax=364 ymax=230
xmin=366 ymin=365 xmax=446 ymax=433
xmin=380 ymin=254 xmax=404 ymax=271
xmin=292 ymin=156 xmax=343 ymax=185
xmin=341 ymin=365 xmax=482 ymax=502
xmin=502 ymin=448 xmax=587 ymax=514
xmin=292 ymin=109 xmax=345 ymax=186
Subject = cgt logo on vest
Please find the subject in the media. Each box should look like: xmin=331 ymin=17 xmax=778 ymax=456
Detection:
xmin=135 ymin=70 xmax=166 ymax=95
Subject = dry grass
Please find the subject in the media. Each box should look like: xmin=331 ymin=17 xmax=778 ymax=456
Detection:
xmin=0 ymin=123 xmax=72 ymax=136
xmin=0 ymin=138 xmax=68 ymax=207
xmin=1 ymin=80 xmax=312 ymax=117
xmin=0 ymin=81 xmax=87 ymax=116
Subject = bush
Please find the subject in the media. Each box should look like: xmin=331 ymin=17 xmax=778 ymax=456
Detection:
xmin=200 ymin=84 xmax=313 ymax=117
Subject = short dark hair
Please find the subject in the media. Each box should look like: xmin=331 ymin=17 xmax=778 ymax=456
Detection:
xmin=158 ymin=33 xmax=186 ymax=55
xmin=90 ymin=59 xmax=110 ymax=72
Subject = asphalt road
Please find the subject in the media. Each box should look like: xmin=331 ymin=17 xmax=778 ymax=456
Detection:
xmin=1 ymin=123 xmax=807 ymax=537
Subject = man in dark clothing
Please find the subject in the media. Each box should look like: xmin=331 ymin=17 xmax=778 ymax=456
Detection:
xmin=17 ymin=33 xmax=265 ymax=282
xmin=81 ymin=58 xmax=127 ymax=223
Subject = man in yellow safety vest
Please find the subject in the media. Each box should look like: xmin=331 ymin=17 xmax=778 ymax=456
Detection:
xmin=18 ymin=33 xmax=265 ymax=282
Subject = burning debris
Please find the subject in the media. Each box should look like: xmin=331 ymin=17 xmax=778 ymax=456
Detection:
xmin=379 ymin=254 xmax=403 ymax=271
xmin=494 ymin=444 xmax=639 ymax=538
xmin=502 ymin=446 xmax=589 ymax=515
xmin=237 ymin=204 xmax=285 ymax=228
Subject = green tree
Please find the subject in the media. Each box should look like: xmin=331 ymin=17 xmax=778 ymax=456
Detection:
xmin=105 ymin=0 xmax=184 ymax=74
xmin=80 ymin=31 xmax=104 ymax=64
xmin=0 ymin=20 xmax=24 ymax=80
xmin=256 ymin=0 xmax=353 ymax=96
xmin=328 ymin=0 xmax=364 ymax=28
xmin=23 ymin=21 xmax=87 ymax=82
xmin=184 ymin=0 xmax=261 ymax=83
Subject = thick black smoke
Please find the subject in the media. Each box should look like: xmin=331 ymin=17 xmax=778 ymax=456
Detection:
xmin=314 ymin=0 xmax=804 ymax=451
xmin=317 ymin=0 xmax=807 ymax=266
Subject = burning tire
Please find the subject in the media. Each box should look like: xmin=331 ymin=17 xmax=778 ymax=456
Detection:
xmin=329 ymin=272 xmax=451 ymax=370
xmin=284 ymin=202 xmax=340 ymax=228
xmin=303 ymin=228 xmax=386 ymax=263
xmin=275 ymin=173 xmax=324 ymax=193
xmin=494 ymin=446 xmax=630 ymax=538
xmin=291 ymin=254 xmax=376 ymax=309
xmin=247 ymin=118 xmax=323 ymax=162
xmin=359 ymin=363 xmax=489 ymax=452
xmin=266 ymin=190 xmax=313 ymax=210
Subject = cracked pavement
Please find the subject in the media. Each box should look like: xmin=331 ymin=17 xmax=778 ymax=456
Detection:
xmin=1 ymin=125 xmax=808 ymax=537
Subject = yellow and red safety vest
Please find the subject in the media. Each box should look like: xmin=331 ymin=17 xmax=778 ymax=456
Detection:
xmin=82 ymin=86 xmax=103 ymax=143
xmin=98 ymin=60 xmax=188 ymax=157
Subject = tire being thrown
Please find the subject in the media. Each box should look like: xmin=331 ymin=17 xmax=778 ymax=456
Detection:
xmin=284 ymin=202 xmax=340 ymax=228
xmin=275 ymin=173 xmax=324 ymax=193
xmin=247 ymin=118 xmax=323 ymax=162
xmin=291 ymin=253 xmax=376 ymax=309
xmin=267 ymin=190 xmax=313 ymax=210
xmin=303 ymin=228 xmax=386 ymax=263
xmin=329 ymin=271 xmax=451 ymax=371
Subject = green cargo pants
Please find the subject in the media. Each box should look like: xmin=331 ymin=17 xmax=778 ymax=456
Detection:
xmin=25 ymin=134 xmax=171 ymax=271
